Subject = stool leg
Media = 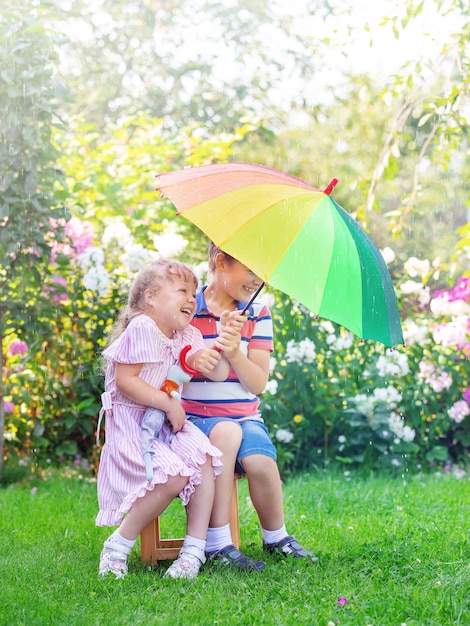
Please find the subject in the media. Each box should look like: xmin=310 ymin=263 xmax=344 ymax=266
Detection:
xmin=229 ymin=478 xmax=240 ymax=549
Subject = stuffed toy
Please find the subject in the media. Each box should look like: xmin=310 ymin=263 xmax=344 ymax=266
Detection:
xmin=142 ymin=345 xmax=198 ymax=481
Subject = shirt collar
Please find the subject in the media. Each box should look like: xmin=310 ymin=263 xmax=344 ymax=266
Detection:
xmin=196 ymin=286 xmax=254 ymax=316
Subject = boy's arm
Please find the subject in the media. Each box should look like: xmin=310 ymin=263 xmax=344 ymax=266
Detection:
xmin=217 ymin=312 xmax=270 ymax=394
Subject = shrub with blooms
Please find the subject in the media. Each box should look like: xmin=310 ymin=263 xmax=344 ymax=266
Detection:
xmin=260 ymin=253 xmax=469 ymax=476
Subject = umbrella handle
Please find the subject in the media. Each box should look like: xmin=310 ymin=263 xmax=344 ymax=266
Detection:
xmin=179 ymin=345 xmax=199 ymax=376
xmin=210 ymin=282 xmax=265 ymax=353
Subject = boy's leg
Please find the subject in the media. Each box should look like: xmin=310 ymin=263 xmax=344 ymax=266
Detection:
xmin=242 ymin=454 xmax=285 ymax=530
xmin=190 ymin=418 xmax=265 ymax=571
xmin=207 ymin=421 xmax=242 ymax=528
xmin=239 ymin=421 xmax=318 ymax=562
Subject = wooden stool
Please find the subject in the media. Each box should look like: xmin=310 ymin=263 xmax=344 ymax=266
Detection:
xmin=140 ymin=475 xmax=241 ymax=564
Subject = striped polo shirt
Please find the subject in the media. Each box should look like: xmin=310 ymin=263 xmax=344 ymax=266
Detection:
xmin=181 ymin=287 xmax=274 ymax=420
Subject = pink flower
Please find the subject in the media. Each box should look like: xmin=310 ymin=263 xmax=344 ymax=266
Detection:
xmin=31 ymin=487 xmax=38 ymax=495
xmin=463 ymin=389 xmax=470 ymax=403
xmin=337 ymin=598 xmax=348 ymax=606
xmin=8 ymin=340 xmax=28 ymax=356
xmin=4 ymin=401 xmax=14 ymax=413
xmin=45 ymin=276 xmax=68 ymax=305
xmin=447 ymin=400 xmax=470 ymax=424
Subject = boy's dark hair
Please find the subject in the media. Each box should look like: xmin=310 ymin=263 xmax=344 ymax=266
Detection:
xmin=208 ymin=241 xmax=236 ymax=271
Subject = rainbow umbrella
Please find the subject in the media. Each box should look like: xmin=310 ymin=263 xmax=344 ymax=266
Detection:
xmin=156 ymin=163 xmax=403 ymax=348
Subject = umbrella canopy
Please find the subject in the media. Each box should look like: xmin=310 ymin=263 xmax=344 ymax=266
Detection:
xmin=156 ymin=163 xmax=404 ymax=348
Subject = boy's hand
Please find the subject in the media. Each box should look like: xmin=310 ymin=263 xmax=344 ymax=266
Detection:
xmin=216 ymin=311 xmax=245 ymax=360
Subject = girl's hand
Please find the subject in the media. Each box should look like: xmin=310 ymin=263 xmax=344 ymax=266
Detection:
xmin=187 ymin=347 xmax=222 ymax=376
xmin=166 ymin=399 xmax=187 ymax=433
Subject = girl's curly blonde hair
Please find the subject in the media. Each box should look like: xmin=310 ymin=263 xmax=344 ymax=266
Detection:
xmin=106 ymin=259 xmax=198 ymax=346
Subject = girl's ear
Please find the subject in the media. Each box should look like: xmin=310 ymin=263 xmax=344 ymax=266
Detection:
xmin=143 ymin=288 xmax=156 ymax=305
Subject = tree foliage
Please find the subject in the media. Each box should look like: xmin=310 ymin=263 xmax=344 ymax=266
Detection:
xmin=0 ymin=6 xmax=70 ymax=470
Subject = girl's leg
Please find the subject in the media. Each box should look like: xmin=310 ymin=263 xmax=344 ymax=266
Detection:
xmin=100 ymin=473 xmax=187 ymax=579
xmin=119 ymin=473 xmax=188 ymax=540
xmin=164 ymin=457 xmax=215 ymax=580
xmin=184 ymin=457 xmax=215 ymax=540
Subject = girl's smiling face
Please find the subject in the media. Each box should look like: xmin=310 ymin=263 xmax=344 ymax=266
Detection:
xmin=145 ymin=276 xmax=197 ymax=337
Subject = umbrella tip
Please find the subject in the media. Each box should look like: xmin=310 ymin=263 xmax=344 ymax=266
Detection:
xmin=323 ymin=178 xmax=339 ymax=195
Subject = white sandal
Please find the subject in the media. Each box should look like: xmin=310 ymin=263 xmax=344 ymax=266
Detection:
xmin=164 ymin=545 xmax=206 ymax=580
xmin=99 ymin=539 xmax=132 ymax=579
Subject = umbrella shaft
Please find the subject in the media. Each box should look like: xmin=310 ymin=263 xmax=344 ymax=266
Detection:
xmin=242 ymin=282 xmax=265 ymax=314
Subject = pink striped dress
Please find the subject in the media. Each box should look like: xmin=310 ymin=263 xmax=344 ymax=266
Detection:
xmin=96 ymin=314 xmax=223 ymax=527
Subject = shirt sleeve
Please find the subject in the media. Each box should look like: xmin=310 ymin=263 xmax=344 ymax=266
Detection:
xmin=103 ymin=316 xmax=161 ymax=365
xmin=248 ymin=304 xmax=274 ymax=352
xmin=184 ymin=325 xmax=205 ymax=357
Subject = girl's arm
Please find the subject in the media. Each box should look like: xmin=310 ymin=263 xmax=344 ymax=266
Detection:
xmin=115 ymin=362 xmax=186 ymax=432
xmin=186 ymin=348 xmax=231 ymax=381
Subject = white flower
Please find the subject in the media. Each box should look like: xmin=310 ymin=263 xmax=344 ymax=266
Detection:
xmin=153 ymin=225 xmax=188 ymax=258
xmin=377 ymin=350 xmax=410 ymax=377
xmin=381 ymin=246 xmax=396 ymax=265
xmin=319 ymin=320 xmax=335 ymax=334
xmin=338 ymin=435 xmax=347 ymax=443
xmin=402 ymin=425 xmax=416 ymax=442
xmin=258 ymin=291 xmax=275 ymax=309
xmin=400 ymin=280 xmax=424 ymax=295
xmin=430 ymin=296 xmax=470 ymax=317
xmin=327 ymin=332 xmax=354 ymax=351
xmin=373 ymin=385 xmax=402 ymax=406
xmin=404 ymin=256 xmax=430 ymax=279
xmin=275 ymin=428 xmax=294 ymax=444
xmin=418 ymin=286 xmax=431 ymax=306
xmin=77 ymin=246 xmax=105 ymax=271
xmin=192 ymin=261 xmax=209 ymax=284
xmin=433 ymin=317 xmax=469 ymax=349
xmin=122 ymin=243 xmax=156 ymax=272
xmin=83 ymin=266 xmax=110 ymax=297
xmin=264 ymin=379 xmax=278 ymax=395
xmin=402 ymin=319 xmax=430 ymax=346
xmin=102 ymin=222 xmax=133 ymax=248
xmin=285 ymin=338 xmax=317 ymax=364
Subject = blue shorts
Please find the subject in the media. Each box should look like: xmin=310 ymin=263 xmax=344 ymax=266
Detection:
xmin=187 ymin=417 xmax=277 ymax=474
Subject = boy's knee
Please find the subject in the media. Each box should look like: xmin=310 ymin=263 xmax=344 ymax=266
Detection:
xmin=210 ymin=421 xmax=242 ymax=448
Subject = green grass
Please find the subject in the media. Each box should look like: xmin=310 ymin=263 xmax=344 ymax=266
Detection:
xmin=0 ymin=469 xmax=469 ymax=626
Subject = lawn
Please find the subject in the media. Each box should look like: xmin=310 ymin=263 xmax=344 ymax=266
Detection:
xmin=0 ymin=468 xmax=468 ymax=626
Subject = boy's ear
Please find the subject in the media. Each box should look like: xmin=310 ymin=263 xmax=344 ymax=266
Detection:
xmin=214 ymin=252 xmax=228 ymax=271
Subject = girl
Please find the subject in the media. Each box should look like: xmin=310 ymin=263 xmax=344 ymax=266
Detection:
xmin=96 ymin=259 xmax=230 ymax=580
xmin=181 ymin=243 xmax=318 ymax=571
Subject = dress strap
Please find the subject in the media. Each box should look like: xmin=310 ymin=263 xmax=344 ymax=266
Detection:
xmin=96 ymin=391 xmax=113 ymax=446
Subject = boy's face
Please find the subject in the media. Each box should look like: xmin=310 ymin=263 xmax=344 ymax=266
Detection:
xmin=220 ymin=257 xmax=262 ymax=303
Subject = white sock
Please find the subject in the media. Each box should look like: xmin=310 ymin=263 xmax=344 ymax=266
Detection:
xmin=206 ymin=524 xmax=233 ymax=552
xmin=183 ymin=535 xmax=206 ymax=552
xmin=108 ymin=529 xmax=136 ymax=549
xmin=262 ymin=525 xmax=288 ymax=544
